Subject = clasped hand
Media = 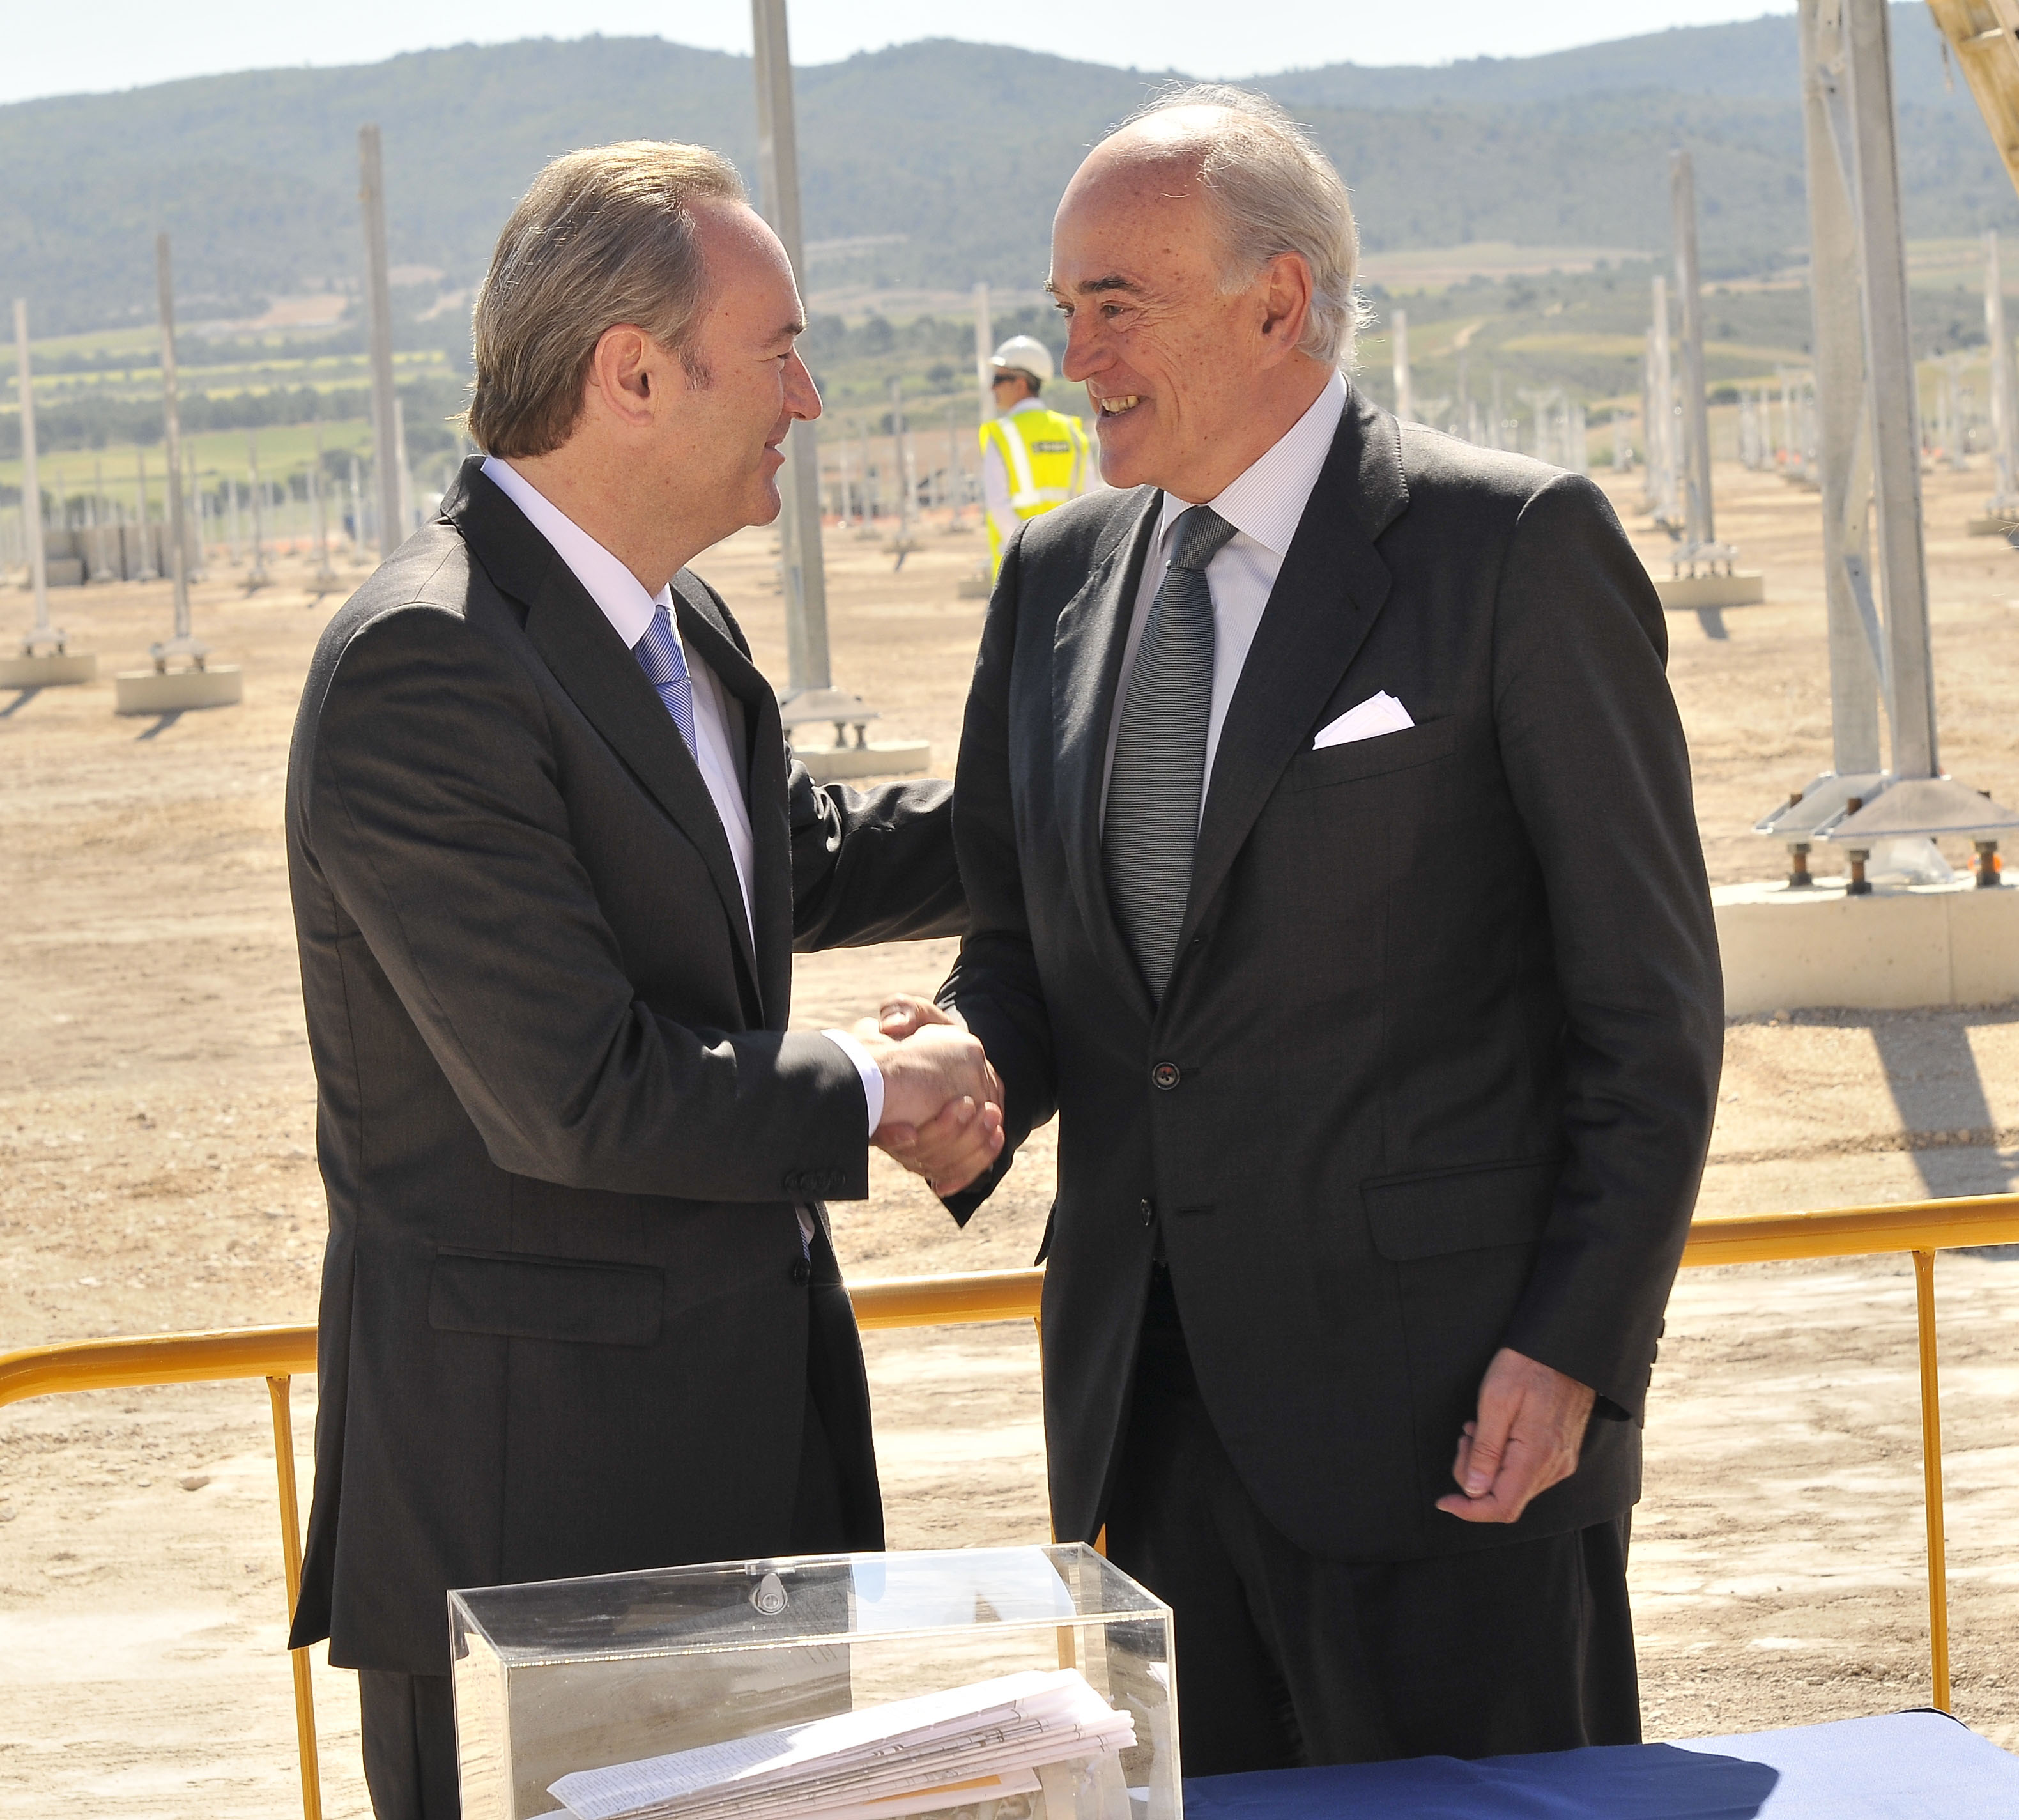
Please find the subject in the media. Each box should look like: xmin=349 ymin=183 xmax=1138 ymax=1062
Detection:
xmin=854 ymin=996 xmax=1004 ymax=1196
xmin=1436 ymin=1346 xmax=1596 ymax=1525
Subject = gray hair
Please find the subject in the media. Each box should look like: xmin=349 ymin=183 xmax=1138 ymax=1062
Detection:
xmin=468 ymin=141 xmax=746 ymax=458
xmin=1116 ymin=84 xmax=1369 ymax=368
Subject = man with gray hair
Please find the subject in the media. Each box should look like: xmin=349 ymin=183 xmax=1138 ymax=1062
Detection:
xmin=886 ymin=88 xmax=1721 ymax=1767
xmin=284 ymin=141 xmax=1001 ymax=1816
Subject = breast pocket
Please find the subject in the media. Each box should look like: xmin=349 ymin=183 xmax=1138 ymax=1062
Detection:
xmin=428 ymin=1249 xmax=664 ymax=1347
xmin=1289 ymin=715 xmax=1461 ymax=790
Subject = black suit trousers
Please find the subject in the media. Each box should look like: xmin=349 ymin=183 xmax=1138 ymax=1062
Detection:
xmin=357 ymin=1379 xmax=853 ymax=1819
xmin=1105 ymin=1270 xmax=1641 ymax=1775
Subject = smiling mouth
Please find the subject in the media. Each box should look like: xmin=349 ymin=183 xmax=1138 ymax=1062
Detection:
xmin=1096 ymin=396 xmax=1141 ymax=416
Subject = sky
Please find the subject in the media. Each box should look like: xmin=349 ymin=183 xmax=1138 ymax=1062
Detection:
xmin=4 ymin=0 xmax=1799 ymax=108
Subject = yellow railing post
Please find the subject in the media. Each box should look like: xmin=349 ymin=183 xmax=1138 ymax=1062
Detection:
xmin=266 ymin=1375 xmax=323 ymax=1820
xmin=1912 ymin=1251 xmax=1952 ymax=1713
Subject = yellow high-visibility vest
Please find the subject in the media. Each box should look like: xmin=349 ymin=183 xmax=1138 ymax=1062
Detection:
xmin=982 ymin=405 xmax=1091 ymax=574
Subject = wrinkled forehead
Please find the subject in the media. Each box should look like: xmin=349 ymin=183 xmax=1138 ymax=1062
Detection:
xmin=1049 ymin=155 xmax=1222 ymax=297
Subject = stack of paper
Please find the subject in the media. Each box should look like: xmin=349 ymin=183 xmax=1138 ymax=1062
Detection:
xmin=548 ymin=1668 xmax=1135 ymax=1820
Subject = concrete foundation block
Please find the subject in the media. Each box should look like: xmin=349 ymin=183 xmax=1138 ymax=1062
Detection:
xmin=1652 ymin=570 xmax=1767 ymax=610
xmin=0 ymin=652 xmax=97 ymax=688
xmin=792 ymin=739 xmax=932 ymax=782
xmin=1967 ymin=515 xmax=2019 ymax=537
xmin=113 ymin=665 xmax=243 ymax=715
xmin=1714 ymin=877 xmax=2019 ymax=1014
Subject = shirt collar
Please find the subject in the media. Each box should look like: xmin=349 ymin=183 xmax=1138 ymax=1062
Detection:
xmin=481 ymin=454 xmax=672 ymax=651
xmin=1006 ymin=395 xmax=1047 ymax=417
xmin=1152 ymin=370 xmax=1349 ymax=561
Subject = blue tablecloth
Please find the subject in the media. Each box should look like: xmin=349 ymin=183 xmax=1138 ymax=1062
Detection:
xmin=1182 ymin=1710 xmax=2019 ymax=1818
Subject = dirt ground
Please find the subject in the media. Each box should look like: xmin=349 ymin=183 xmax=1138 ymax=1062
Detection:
xmin=8 ymin=459 xmax=2019 ymax=1811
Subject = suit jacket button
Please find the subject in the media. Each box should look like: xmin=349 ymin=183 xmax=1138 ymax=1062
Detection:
xmin=791 ymin=1258 xmax=812 ymax=1286
xmin=825 ymin=1171 xmax=843 ymax=1192
xmin=1151 ymin=1061 xmax=1181 ymax=1091
xmin=783 ymin=1171 xmax=802 ymax=1193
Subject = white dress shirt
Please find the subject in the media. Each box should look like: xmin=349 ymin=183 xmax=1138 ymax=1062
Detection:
xmin=482 ymin=456 xmax=884 ymax=1134
xmin=1101 ymin=372 xmax=1349 ymax=825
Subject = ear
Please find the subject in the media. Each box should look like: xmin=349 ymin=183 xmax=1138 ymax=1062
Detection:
xmin=1255 ymin=252 xmax=1314 ymax=365
xmin=586 ymin=325 xmax=661 ymax=429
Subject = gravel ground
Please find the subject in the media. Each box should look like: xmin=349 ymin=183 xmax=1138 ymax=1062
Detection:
xmin=7 ymin=462 xmax=2019 ymax=1811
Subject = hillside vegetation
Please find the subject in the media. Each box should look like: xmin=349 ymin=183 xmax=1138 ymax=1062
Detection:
xmin=1 ymin=6 xmax=2014 ymax=335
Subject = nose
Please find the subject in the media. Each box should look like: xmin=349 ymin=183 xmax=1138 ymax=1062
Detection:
xmin=785 ymin=350 xmax=822 ymax=422
xmin=1061 ymin=311 xmax=1102 ymax=385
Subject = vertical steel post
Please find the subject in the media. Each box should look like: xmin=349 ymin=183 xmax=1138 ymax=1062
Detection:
xmin=1800 ymin=0 xmax=1887 ymax=774
xmin=1912 ymin=1253 xmax=1952 ymax=1711
xmin=1390 ymin=308 xmax=1413 ymax=422
xmin=973 ymin=281 xmax=995 ymax=426
xmin=891 ymin=376 xmax=912 ymax=538
xmin=133 ymin=447 xmax=158 ymax=582
xmin=358 ymin=125 xmax=404 ymax=562
xmin=1839 ymin=0 xmax=1936 ymax=777
xmin=266 ymin=1377 xmax=325 ymax=1820
xmin=1670 ymin=151 xmax=1717 ymax=549
xmin=1986 ymin=231 xmax=2019 ymax=512
xmin=248 ymin=433 xmax=270 ymax=587
xmin=751 ymin=0 xmax=831 ymax=696
xmin=155 ymin=235 xmax=193 ymax=649
xmin=311 ymin=419 xmax=336 ymax=586
xmin=392 ymin=395 xmax=414 ymax=536
xmin=1649 ymin=277 xmax=1678 ymax=523
xmin=11 ymin=299 xmax=54 ymax=652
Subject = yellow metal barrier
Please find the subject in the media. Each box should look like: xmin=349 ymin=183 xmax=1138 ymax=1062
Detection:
xmin=7 ymin=1191 xmax=2019 ymax=1814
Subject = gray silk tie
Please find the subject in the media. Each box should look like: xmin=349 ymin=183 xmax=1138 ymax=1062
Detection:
xmin=1103 ymin=504 xmax=1238 ymax=999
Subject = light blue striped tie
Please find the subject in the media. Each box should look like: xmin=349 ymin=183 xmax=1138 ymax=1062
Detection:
xmin=633 ymin=603 xmax=698 ymax=756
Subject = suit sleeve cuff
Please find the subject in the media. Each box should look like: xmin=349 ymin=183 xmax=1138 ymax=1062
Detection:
xmin=821 ymin=1028 xmax=884 ymax=1134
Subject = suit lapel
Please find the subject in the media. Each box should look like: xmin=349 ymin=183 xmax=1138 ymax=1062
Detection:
xmin=450 ymin=466 xmax=764 ymax=1008
xmin=1052 ymin=489 xmax=1162 ymax=1024
xmin=672 ymin=573 xmax=794 ymax=1026
xmin=1177 ymin=391 xmax=1409 ymax=957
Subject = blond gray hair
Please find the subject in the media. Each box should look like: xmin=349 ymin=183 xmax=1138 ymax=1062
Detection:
xmin=1116 ymin=84 xmax=1369 ymax=368
xmin=468 ymin=141 xmax=746 ymax=458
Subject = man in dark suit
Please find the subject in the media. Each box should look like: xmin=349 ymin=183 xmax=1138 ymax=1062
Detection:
xmin=284 ymin=141 xmax=1001 ymax=1817
xmin=885 ymin=87 xmax=1722 ymax=1770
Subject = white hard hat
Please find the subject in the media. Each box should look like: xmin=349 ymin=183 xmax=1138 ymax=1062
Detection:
xmin=991 ymin=335 xmax=1054 ymax=385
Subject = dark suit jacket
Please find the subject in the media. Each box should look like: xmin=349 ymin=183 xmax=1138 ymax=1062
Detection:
xmin=944 ymin=389 xmax=1723 ymax=1564
xmin=285 ymin=459 xmax=963 ymax=1674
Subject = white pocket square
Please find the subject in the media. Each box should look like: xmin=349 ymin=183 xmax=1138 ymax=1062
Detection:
xmin=1312 ymin=691 xmax=1415 ymax=749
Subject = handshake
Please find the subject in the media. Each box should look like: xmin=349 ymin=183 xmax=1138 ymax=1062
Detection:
xmin=850 ymin=996 xmax=1005 ymax=1196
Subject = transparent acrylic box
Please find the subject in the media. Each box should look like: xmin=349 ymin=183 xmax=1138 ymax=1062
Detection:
xmin=449 ymin=1542 xmax=1179 ymax=1820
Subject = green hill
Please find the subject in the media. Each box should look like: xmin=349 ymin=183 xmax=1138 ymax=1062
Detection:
xmin=1 ymin=10 xmax=2013 ymax=337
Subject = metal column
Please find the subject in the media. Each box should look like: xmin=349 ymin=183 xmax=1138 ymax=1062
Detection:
xmin=1670 ymin=150 xmax=1737 ymax=574
xmin=152 ymin=233 xmax=203 ymax=668
xmin=1983 ymin=231 xmax=2019 ymax=519
xmin=752 ymin=0 xmax=832 ymax=701
xmin=1839 ymin=0 xmax=1935 ymax=780
xmin=1800 ymin=0 xmax=1884 ymax=780
xmin=11 ymin=299 xmax=56 ymax=655
xmin=973 ymin=281 xmax=995 ymax=429
xmin=1647 ymin=277 xmax=1679 ymax=525
xmin=1759 ymin=0 xmax=2019 ymax=859
xmin=358 ymin=125 xmax=404 ymax=562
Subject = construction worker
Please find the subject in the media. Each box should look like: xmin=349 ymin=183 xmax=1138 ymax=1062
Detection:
xmin=980 ymin=334 xmax=1091 ymax=576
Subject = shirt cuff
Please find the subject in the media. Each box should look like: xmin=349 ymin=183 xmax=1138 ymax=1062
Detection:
xmin=822 ymin=1028 xmax=885 ymax=1134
